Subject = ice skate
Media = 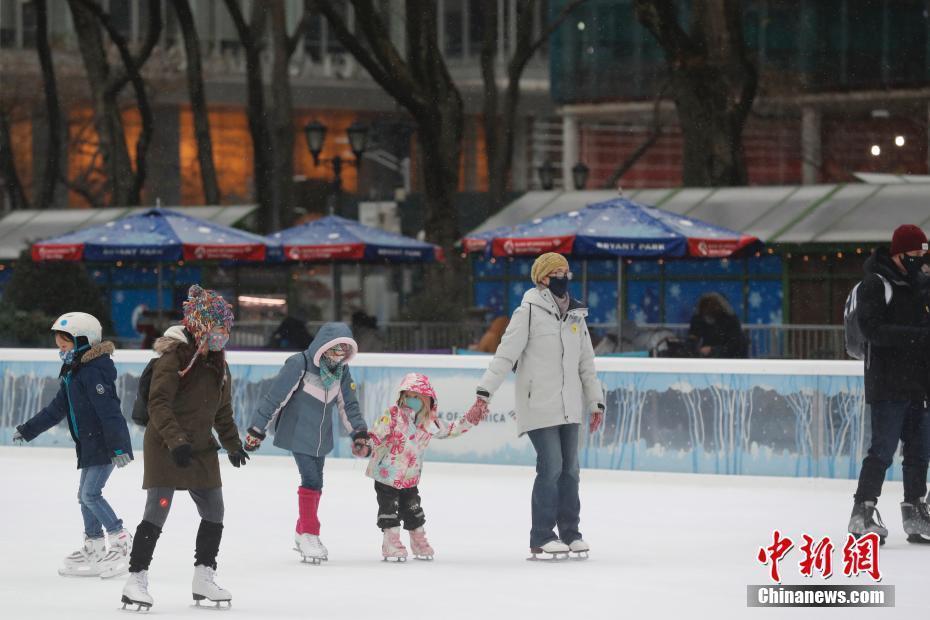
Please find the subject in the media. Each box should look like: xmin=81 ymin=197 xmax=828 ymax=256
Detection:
xmin=192 ymin=564 xmax=232 ymax=609
xmin=121 ymin=570 xmax=153 ymax=611
xmin=528 ymin=539 xmax=570 ymax=561
xmin=902 ymin=500 xmax=930 ymax=544
xmin=567 ymin=538 xmax=590 ymax=560
xmin=381 ymin=527 xmax=408 ymax=562
xmin=409 ymin=527 xmax=434 ymax=561
xmin=59 ymin=536 xmax=105 ymax=577
xmin=294 ymin=533 xmax=328 ymax=564
xmin=58 ymin=536 xmax=106 ymax=577
xmin=99 ymin=528 xmax=133 ymax=579
xmin=848 ymin=500 xmax=888 ymax=545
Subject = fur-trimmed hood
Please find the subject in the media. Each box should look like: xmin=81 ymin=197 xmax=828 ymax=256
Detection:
xmin=80 ymin=341 xmax=115 ymax=364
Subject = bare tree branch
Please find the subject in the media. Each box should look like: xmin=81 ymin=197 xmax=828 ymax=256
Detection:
xmin=603 ymin=81 xmax=670 ymax=189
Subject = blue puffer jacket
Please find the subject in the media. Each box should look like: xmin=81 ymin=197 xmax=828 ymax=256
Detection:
xmin=250 ymin=322 xmax=367 ymax=457
xmin=18 ymin=342 xmax=134 ymax=469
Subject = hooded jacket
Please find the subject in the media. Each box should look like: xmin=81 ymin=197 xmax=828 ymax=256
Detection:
xmin=143 ymin=330 xmax=241 ymax=489
xmin=18 ymin=342 xmax=133 ymax=469
xmin=478 ymin=287 xmax=604 ymax=435
xmin=366 ymin=373 xmax=475 ymax=489
xmin=249 ymin=322 xmax=367 ymax=457
xmin=857 ymin=247 xmax=930 ymax=403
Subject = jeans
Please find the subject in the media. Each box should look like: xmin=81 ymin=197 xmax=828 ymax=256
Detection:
xmin=78 ymin=464 xmax=122 ymax=538
xmin=374 ymin=481 xmax=425 ymax=530
xmin=855 ymin=401 xmax=930 ymax=504
xmin=293 ymin=452 xmax=326 ymax=490
xmin=526 ymin=423 xmax=581 ymax=548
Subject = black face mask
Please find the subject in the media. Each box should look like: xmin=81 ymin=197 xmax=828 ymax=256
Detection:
xmin=547 ymin=275 xmax=569 ymax=298
xmin=901 ymin=255 xmax=925 ymax=281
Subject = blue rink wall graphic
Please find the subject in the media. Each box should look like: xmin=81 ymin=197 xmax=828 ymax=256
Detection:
xmin=0 ymin=351 xmax=885 ymax=480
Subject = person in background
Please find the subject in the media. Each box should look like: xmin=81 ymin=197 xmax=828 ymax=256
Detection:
xmin=268 ymin=316 xmax=313 ymax=351
xmin=848 ymin=225 xmax=930 ymax=545
xmin=473 ymin=316 xmax=510 ymax=353
xmin=687 ymin=292 xmax=747 ymax=358
xmin=14 ymin=312 xmax=133 ymax=578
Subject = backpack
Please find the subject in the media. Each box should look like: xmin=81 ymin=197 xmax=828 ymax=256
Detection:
xmin=844 ymin=274 xmax=892 ymax=360
xmin=131 ymin=356 xmax=230 ymax=427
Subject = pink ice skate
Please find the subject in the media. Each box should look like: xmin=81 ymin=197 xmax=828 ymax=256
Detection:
xmin=409 ymin=527 xmax=434 ymax=561
xmin=381 ymin=527 xmax=408 ymax=562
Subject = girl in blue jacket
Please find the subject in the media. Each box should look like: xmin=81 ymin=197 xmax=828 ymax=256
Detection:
xmin=243 ymin=322 xmax=370 ymax=564
xmin=14 ymin=313 xmax=134 ymax=578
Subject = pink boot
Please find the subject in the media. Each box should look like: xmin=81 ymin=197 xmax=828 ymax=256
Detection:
xmin=409 ymin=527 xmax=434 ymax=560
xmin=381 ymin=527 xmax=407 ymax=562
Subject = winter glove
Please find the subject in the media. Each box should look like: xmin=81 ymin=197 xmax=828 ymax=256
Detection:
xmin=172 ymin=443 xmax=193 ymax=468
xmin=111 ymin=451 xmax=131 ymax=468
xmin=351 ymin=431 xmax=372 ymax=458
xmin=589 ymin=410 xmax=604 ymax=434
xmin=476 ymin=389 xmax=490 ymax=402
xmin=464 ymin=399 xmax=489 ymax=425
xmin=244 ymin=426 xmax=266 ymax=452
xmin=12 ymin=427 xmax=25 ymax=444
xmin=228 ymin=448 xmax=250 ymax=468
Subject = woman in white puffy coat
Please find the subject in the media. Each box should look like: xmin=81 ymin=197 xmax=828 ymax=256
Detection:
xmin=474 ymin=252 xmax=604 ymax=557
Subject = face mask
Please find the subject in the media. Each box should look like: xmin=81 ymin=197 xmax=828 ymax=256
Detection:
xmin=59 ymin=349 xmax=75 ymax=365
xmin=901 ymin=255 xmax=925 ymax=281
xmin=404 ymin=397 xmax=423 ymax=412
xmin=547 ymin=275 xmax=569 ymax=298
xmin=206 ymin=332 xmax=229 ymax=352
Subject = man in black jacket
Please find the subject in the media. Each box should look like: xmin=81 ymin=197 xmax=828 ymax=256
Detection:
xmin=849 ymin=224 xmax=930 ymax=544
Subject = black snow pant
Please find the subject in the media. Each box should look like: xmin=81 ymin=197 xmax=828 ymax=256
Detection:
xmin=375 ymin=481 xmax=425 ymax=530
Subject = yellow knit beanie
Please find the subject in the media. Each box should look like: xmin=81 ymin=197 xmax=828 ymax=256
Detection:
xmin=530 ymin=252 xmax=570 ymax=285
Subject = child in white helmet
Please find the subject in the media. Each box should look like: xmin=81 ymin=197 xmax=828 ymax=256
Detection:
xmin=14 ymin=312 xmax=134 ymax=578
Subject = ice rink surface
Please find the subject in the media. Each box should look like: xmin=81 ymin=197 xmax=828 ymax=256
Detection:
xmin=1 ymin=446 xmax=925 ymax=619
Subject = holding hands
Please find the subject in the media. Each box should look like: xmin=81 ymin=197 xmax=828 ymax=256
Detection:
xmin=589 ymin=410 xmax=604 ymax=434
xmin=352 ymin=431 xmax=372 ymax=458
xmin=465 ymin=398 xmax=490 ymax=425
xmin=244 ymin=426 xmax=266 ymax=452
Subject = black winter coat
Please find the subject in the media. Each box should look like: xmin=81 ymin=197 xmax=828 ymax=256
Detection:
xmin=687 ymin=313 xmax=747 ymax=358
xmin=856 ymin=248 xmax=930 ymax=403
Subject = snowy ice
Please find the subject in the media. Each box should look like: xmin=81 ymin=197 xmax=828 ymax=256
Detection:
xmin=0 ymin=446 xmax=925 ymax=619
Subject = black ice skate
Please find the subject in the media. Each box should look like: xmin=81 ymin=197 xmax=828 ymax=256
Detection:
xmin=902 ymin=500 xmax=930 ymax=544
xmin=848 ymin=500 xmax=888 ymax=545
xmin=527 ymin=539 xmax=570 ymax=561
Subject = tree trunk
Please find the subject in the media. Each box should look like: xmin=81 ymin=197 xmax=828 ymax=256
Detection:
xmin=0 ymin=112 xmax=30 ymax=210
xmin=224 ymin=0 xmax=274 ymax=232
xmin=634 ymin=0 xmax=756 ymax=187
xmin=171 ymin=0 xmax=220 ymax=205
xmin=267 ymin=0 xmax=295 ymax=231
xmin=35 ymin=0 xmax=61 ymax=209
xmin=68 ymin=0 xmax=135 ymax=205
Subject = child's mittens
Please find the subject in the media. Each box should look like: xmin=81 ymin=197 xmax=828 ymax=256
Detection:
xmin=352 ymin=430 xmax=372 ymax=458
xmin=464 ymin=399 xmax=489 ymax=425
xmin=111 ymin=451 xmax=132 ymax=468
xmin=12 ymin=427 xmax=25 ymax=444
xmin=244 ymin=426 xmax=266 ymax=452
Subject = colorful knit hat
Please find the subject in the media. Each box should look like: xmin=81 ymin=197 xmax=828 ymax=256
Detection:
xmin=178 ymin=285 xmax=233 ymax=376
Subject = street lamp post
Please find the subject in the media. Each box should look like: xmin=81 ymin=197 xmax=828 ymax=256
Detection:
xmin=304 ymin=119 xmax=370 ymax=320
xmin=572 ymin=162 xmax=589 ymax=190
xmin=537 ymin=160 xmax=555 ymax=190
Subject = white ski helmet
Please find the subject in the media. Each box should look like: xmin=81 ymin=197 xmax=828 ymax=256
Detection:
xmin=51 ymin=312 xmax=103 ymax=346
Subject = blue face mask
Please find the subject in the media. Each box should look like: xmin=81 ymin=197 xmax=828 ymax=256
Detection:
xmin=404 ymin=397 xmax=423 ymax=412
xmin=59 ymin=349 xmax=75 ymax=365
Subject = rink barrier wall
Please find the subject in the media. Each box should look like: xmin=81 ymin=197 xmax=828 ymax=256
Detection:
xmin=0 ymin=349 xmax=880 ymax=480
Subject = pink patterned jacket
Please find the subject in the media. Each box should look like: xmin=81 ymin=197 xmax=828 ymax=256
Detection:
xmin=365 ymin=373 xmax=479 ymax=489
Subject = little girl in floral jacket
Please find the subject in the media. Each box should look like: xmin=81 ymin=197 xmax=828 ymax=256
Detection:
xmin=366 ymin=372 xmax=487 ymax=561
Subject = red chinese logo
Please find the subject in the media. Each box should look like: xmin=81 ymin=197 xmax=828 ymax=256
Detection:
xmin=757 ymin=530 xmax=794 ymax=583
xmin=842 ymin=533 xmax=882 ymax=581
xmin=798 ymin=535 xmax=834 ymax=579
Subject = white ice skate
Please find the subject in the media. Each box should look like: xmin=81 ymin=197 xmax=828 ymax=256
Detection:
xmin=59 ymin=536 xmax=105 ymax=577
xmin=99 ymin=528 xmax=133 ymax=579
xmin=568 ymin=538 xmax=590 ymax=560
xmin=192 ymin=564 xmax=232 ymax=609
xmin=294 ymin=533 xmax=328 ymax=564
xmin=121 ymin=570 xmax=153 ymax=611
xmin=409 ymin=527 xmax=434 ymax=561
xmin=528 ymin=539 xmax=570 ymax=561
xmin=381 ymin=527 xmax=408 ymax=562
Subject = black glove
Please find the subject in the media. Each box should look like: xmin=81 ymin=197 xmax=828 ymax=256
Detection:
xmin=228 ymin=448 xmax=250 ymax=468
xmin=172 ymin=443 xmax=193 ymax=468
xmin=351 ymin=430 xmax=371 ymax=458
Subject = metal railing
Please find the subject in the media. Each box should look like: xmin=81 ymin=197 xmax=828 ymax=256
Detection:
xmin=228 ymin=320 xmax=848 ymax=359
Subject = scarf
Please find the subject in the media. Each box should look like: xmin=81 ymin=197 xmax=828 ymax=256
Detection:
xmin=320 ymin=355 xmax=344 ymax=390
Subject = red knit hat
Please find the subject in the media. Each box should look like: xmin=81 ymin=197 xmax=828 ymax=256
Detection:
xmin=890 ymin=224 xmax=928 ymax=256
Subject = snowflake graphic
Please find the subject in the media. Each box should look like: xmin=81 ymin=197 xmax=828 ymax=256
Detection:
xmin=668 ymin=284 xmax=681 ymax=298
xmin=749 ymin=291 xmax=763 ymax=308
